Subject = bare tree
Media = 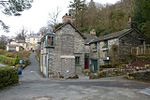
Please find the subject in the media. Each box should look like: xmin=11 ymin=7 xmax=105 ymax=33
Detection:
xmin=0 ymin=20 xmax=9 ymax=32
xmin=15 ymin=28 xmax=28 ymax=41
xmin=0 ymin=0 xmax=33 ymax=32
xmin=47 ymin=7 xmax=61 ymax=27
xmin=39 ymin=26 xmax=48 ymax=36
xmin=0 ymin=35 xmax=8 ymax=49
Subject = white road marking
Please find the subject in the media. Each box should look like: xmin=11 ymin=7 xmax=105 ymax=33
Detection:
xmin=30 ymin=71 xmax=35 ymax=73
xmin=140 ymin=88 xmax=150 ymax=96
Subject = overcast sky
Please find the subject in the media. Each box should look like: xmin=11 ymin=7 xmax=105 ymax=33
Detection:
xmin=0 ymin=0 xmax=120 ymax=37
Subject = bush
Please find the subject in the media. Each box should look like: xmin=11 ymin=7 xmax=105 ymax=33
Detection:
xmin=136 ymin=55 xmax=150 ymax=61
xmin=0 ymin=50 xmax=30 ymax=69
xmin=83 ymin=69 xmax=91 ymax=76
xmin=67 ymin=75 xmax=79 ymax=79
xmin=89 ymin=73 xmax=99 ymax=79
xmin=100 ymin=64 xmax=120 ymax=68
xmin=17 ymin=51 xmax=30 ymax=60
xmin=0 ymin=49 xmax=7 ymax=55
xmin=0 ymin=67 xmax=19 ymax=89
xmin=5 ymin=52 xmax=18 ymax=58
xmin=126 ymin=71 xmax=150 ymax=82
xmin=0 ymin=55 xmax=20 ymax=66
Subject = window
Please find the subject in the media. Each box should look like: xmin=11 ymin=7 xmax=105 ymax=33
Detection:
xmin=75 ymin=56 xmax=80 ymax=65
xmin=51 ymin=36 xmax=54 ymax=46
xmin=102 ymin=41 xmax=108 ymax=48
xmin=48 ymin=36 xmax=51 ymax=45
xmin=45 ymin=35 xmax=55 ymax=48
xmin=47 ymin=35 xmax=54 ymax=46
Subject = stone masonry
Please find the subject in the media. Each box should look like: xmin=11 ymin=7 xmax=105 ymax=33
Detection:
xmin=40 ymin=23 xmax=85 ymax=78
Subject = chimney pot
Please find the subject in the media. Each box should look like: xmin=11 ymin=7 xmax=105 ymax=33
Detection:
xmin=62 ymin=13 xmax=73 ymax=23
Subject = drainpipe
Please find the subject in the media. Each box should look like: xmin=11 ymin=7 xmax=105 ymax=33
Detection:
xmin=45 ymin=49 xmax=49 ymax=78
xmin=97 ymin=42 xmax=100 ymax=71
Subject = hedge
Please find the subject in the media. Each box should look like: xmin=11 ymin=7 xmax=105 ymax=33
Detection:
xmin=0 ymin=67 xmax=19 ymax=89
xmin=0 ymin=55 xmax=19 ymax=66
xmin=126 ymin=71 xmax=150 ymax=82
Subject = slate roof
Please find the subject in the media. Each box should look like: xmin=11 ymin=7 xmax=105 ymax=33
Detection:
xmin=99 ymin=28 xmax=132 ymax=41
xmin=54 ymin=22 xmax=86 ymax=39
xmin=7 ymin=44 xmax=23 ymax=48
xmin=84 ymin=28 xmax=147 ymax=44
xmin=84 ymin=33 xmax=100 ymax=44
xmin=100 ymin=28 xmax=150 ymax=43
xmin=40 ymin=22 xmax=86 ymax=43
xmin=83 ymin=29 xmax=132 ymax=44
xmin=7 ymin=44 xmax=18 ymax=48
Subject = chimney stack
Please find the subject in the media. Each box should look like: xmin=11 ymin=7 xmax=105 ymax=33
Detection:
xmin=62 ymin=13 xmax=73 ymax=23
xmin=127 ymin=16 xmax=137 ymax=29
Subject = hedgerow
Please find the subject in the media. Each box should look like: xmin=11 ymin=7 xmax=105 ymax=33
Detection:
xmin=0 ymin=67 xmax=18 ymax=89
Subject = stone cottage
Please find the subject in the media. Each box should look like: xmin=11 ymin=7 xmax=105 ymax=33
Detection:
xmin=84 ymin=30 xmax=100 ymax=72
xmin=40 ymin=14 xmax=86 ymax=78
xmin=98 ymin=21 xmax=150 ymax=65
xmin=25 ymin=33 xmax=41 ymax=51
xmin=6 ymin=39 xmax=26 ymax=52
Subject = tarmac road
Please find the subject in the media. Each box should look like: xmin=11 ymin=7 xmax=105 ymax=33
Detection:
xmin=0 ymin=52 xmax=150 ymax=100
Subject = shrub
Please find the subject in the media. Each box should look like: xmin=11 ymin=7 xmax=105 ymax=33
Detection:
xmin=0 ymin=49 xmax=7 ymax=55
xmin=17 ymin=51 xmax=30 ymax=60
xmin=136 ymin=55 xmax=150 ymax=61
xmin=100 ymin=64 xmax=119 ymax=68
xmin=83 ymin=69 xmax=91 ymax=76
xmin=126 ymin=71 xmax=150 ymax=82
xmin=145 ymin=64 xmax=150 ymax=69
xmin=89 ymin=73 xmax=99 ymax=79
xmin=5 ymin=52 xmax=17 ymax=58
xmin=0 ymin=55 xmax=20 ymax=66
xmin=24 ymin=59 xmax=31 ymax=67
xmin=67 ymin=75 xmax=79 ymax=79
xmin=59 ymin=75 xmax=64 ymax=79
xmin=0 ymin=50 xmax=30 ymax=69
xmin=0 ymin=67 xmax=19 ymax=89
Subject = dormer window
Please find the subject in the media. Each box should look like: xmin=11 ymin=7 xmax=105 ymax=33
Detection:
xmin=44 ymin=27 xmax=55 ymax=48
xmin=44 ymin=33 xmax=55 ymax=48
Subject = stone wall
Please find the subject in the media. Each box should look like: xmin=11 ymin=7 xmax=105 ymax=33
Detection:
xmin=99 ymin=38 xmax=119 ymax=65
xmin=61 ymin=57 xmax=75 ymax=78
xmin=89 ymin=43 xmax=99 ymax=59
xmin=48 ymin=24 xmax=85 ymax=78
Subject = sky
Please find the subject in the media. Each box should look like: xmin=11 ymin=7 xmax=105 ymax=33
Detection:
xmin=0 ymin=0 xmax=121 ymax=37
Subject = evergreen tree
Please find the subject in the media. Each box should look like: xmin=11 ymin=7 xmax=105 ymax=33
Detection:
xmin=69 ymin=0 xmax=86 ymax=28
xmin=0 ymin=0 xmax=33 ymax=32
xmin=133 ymin=0 xmax=150 ymax=37
xmin=86 ymin=0 xmax=97 ymax=28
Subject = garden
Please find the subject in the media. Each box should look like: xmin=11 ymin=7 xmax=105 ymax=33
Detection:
xmin=0 ymin=49 xmax=31 ymax=89
xmin=0 ymin=49 xmax=30 ymax=68
xmin=83 ymin=55 xmax=150 ymax=82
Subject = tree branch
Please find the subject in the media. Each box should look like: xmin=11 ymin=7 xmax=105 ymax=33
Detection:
xmin=0 ymin=20 xmax=9 ymax=32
